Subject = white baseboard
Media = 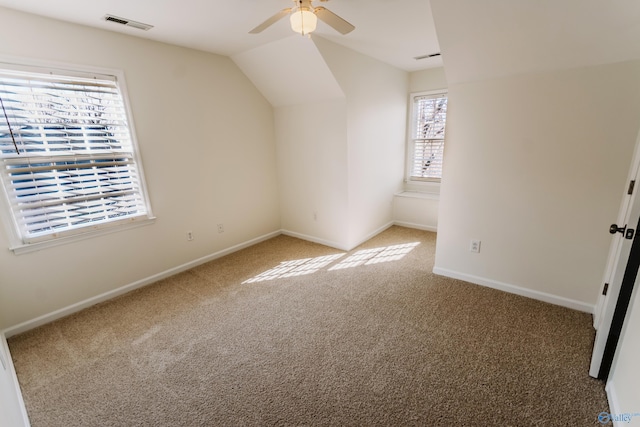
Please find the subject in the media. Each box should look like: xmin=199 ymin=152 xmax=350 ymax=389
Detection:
xmin=348 ymin=221 xmax=396 ymax=250
xmin=280 ymin=230 xmax=349 ymax=251
xmin=605 ymin=381 xmax=621 ymax=426
xmin=286 ymin=222 xmax=397 ymax=252
xmin=392 ymin=221 xmax=437 ymax=233
xmin=4 ymin=223 xmax=410 ymax=337
xmin=603 ymin=381 xmax=640 ymax=426
xmin=3 ymin=230 xmax=281 ymax=338
xmin=432 ymin=267 xmax=594 ymax=313
xmin=281 ymin=221 xmax=433 ymax=252
xmin=283 ymin=221 xmax=433 ymax=252
xmin=283 ymin=222 xmax=419 ymax=252
xmin=1 ymin=334 xmax=30 ymax=426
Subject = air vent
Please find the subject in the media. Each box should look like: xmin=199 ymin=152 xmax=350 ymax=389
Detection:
xmin=414 ymin=52 xmax=441 ymax=60
xmin=104 ymin=14 xmax=153 ymax=31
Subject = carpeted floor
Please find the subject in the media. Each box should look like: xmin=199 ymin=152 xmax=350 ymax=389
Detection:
xmin=8 ymin=226 xmax=609 ymax=426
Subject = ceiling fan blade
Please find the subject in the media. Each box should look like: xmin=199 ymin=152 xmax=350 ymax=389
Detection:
xmin=314 ymin=7 xmax=355 ymax=35
xmin=249 ymin=8 xmax=292 ymax=34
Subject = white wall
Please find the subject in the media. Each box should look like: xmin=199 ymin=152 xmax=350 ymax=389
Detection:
xmin=314 ymin=37 xmax=409 ymax=248
xmin=232 ymin=36 xmax=344 ymax=107
xmin=234 ymin=35 xmax=350 ymax=249
xmin=393 ymin=193 xmax=438 ymax=231
xmin=392 ymin=67 xmax=448 ymax=230
xmin=275 ymin=99 xmax=349 ymax=248
xmin=435 ymin=60 xmax=640 ymax=308
xmin=409 ymin=67 xmax=448 ymax=93
xmin=0 ymin=335 xmax=28 ymax=426
xmin=407 ymin=67 xmax=449 ymax=197
xmin=0 ymin=8 xmax=280 ymax=329
xmin=608 ymin=280 xmax=640 ymax=425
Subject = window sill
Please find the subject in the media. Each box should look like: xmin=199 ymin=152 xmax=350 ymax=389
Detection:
xmin=394 ymin=191 xmax=439 ymax=201
xmin=9 ymin=216 xmax=156 ymax=255
xmin=403 ymin=179 xmax=440 ymax=195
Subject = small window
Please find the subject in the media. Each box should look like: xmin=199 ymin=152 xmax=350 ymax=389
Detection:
xmin=407 ymin=91 xmax=448 ymax=182
xmin=0 ymin=62 xmax=152 ymax=247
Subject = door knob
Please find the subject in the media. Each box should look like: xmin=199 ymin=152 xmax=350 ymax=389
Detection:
xmin=610 ymin=224 xmax=627 ymax=235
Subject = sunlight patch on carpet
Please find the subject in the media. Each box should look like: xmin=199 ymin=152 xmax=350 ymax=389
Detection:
xmin=242 ymin=254 xmax=344 ymax=283
xmin=328 ymin=242 xmax=420 ymax=270
xmin=242 ymin=242 xmax=421 ymax=284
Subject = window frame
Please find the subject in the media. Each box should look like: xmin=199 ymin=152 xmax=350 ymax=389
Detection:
xmin=0 ymin=56 xmax=155 ymax=254
xmin=405 ymin=89 xmax=448 ymax=188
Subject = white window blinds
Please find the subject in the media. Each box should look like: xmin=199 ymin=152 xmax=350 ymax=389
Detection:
xmin=0 ymin=66 xmax=150 ymax=244
xmin=410 ymin=93 xmax=447 ymax=181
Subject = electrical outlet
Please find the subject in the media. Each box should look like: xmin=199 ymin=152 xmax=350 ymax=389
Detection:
xmin=470 ymin=240 xmax=481 ymax=253
xmin=187 ymin=231 xmax=194 ymax=241
xmin=217 ymin=224 xmax=224 ymax=233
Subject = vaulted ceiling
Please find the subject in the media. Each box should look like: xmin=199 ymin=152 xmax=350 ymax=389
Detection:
xmin=0 ymin=0 xmax=442 ymax=72
xmin=431 ymin=0 xmax=640 ymax=84
xmin=3 ymin=0 xmax=640 ymax=84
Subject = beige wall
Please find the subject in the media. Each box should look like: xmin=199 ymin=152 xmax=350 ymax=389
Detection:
xmin=410 ymin=67 xmax=448 ymax=93
xmin=435 ymin=60 xmax=640 ymax=309
xmin=266 ymin=37 xmax=408 ymax=251
xmin=0 ymin=8 xmax=280 ymax=329
xmin=314 ymin=38 xmax=409 ymax=248
xmin=406 ymin=67 xmax=448 ymax=195
xmin=394 ymin=67 xmax=448 ymax=226
xmin=232 ymin=36 xmax=344 ymax=107
xmin=275 ymin=99 xmax=349 ymax=248
xmin=393 ymin=193 xmax=438 ymax=231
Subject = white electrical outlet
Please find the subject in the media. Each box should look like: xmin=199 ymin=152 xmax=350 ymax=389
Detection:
xmin=217 ymin=224 xmax=224 ymax=233
xmin=470 ymin=240 xmax=481 ymax=253
xmin=187 ymin=231 xmax=194 ymax=241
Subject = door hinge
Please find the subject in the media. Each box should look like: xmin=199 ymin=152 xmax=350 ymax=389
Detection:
xmin=629 ymin=180 xmax=636 ymax=195
xmin=602 ymin=283 xmax=609 ymax=296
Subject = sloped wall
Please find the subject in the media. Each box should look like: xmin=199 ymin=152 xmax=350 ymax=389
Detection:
xmin=234 ymin=35 xmax=409 ymax=250
xmin=313 ymin=37 xmax=408 ymax=249
xmin=0 ymin=7 xmax=280 ymax=329
xmin=233 ymin=36 xmax=350 ymax=248
xmin=232 ymin=36 xmax=344 ymax=107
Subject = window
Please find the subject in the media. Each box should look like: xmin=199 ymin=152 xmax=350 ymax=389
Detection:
xmin=0 ymin=62 xmax=152 ymax=249
xmin=407 ymin=91 xmax=448 ymax=182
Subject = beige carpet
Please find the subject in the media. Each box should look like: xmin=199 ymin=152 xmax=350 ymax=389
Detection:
xmin=8 ymin=226 xmax=608 ymax=426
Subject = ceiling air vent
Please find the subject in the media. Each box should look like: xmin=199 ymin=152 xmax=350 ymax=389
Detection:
xmin=104 ymin=14 xmax=153 ymax=31
xmin=414 ymin=52 xmax=441 ymax=60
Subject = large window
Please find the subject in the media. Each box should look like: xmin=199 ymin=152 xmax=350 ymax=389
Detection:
xmin=0 ymin=62 xmax=152 ymax=249
xmin=408 ymin=91 xmax=448 ymax=182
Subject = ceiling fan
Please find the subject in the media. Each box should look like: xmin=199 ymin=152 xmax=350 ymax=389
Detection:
xmin=250 ymin=0 xmax=355 ymax=36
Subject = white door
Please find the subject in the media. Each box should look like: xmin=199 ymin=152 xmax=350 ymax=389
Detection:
xmin=590 ymin=132 xmax=640 ymax=378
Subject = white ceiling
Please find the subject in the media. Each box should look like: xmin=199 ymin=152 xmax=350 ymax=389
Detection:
xmin=233 ymin=36 xmax=345 ymax=107
xmin=431 ymin=0 xmax=640 ymax=84
xmin=0 ymin=0 xmax=442 ymax=72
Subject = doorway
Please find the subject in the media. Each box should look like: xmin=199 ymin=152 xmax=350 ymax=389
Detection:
xmin=590 ymin=134 xmax=640 ymax=379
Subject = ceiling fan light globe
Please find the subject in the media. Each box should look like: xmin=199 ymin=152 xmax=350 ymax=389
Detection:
xmin=290 ymin=10 xmax=317 ymax=35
